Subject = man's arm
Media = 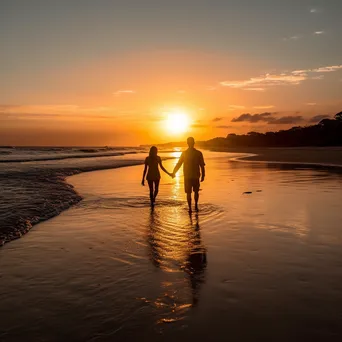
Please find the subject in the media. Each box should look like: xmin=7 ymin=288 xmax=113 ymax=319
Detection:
xmin=200 ymin=152 xmax=205 ymax=182
xmin=172 ymin=153 xmax=184 ymax=176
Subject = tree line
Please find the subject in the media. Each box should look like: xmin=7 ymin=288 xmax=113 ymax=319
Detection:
xmin=201 ymin=112 xmax=342 ymax=148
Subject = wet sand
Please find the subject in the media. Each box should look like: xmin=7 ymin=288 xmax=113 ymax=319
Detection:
xmin=1 ymin=152 xmax=342 ymax=341
xmin=217 ymin=147 xmax=342 ymax=167
xmin=0 ymin=156 xmax=146 ymax=245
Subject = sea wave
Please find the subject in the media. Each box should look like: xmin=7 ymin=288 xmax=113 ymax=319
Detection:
xmin=0 ymin=147 xmax=178 ymax=246
xmin=0 ymin=146 xmax=146 ymax=163
xmin=0 ymin=151 xmax=138 ymax=163
xmin=0 ymin=151 xmax=146 ymax=246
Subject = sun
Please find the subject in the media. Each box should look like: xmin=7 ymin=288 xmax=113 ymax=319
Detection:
xmin=165 ymin=110 xmax=190 ymax=134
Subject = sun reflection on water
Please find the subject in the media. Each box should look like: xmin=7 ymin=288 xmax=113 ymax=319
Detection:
xmin=146 ymin=208 xmax=207 ymax=324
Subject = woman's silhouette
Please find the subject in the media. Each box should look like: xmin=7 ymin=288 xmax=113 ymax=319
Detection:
xmin=141 ymin=146 xmax=171 ymax=206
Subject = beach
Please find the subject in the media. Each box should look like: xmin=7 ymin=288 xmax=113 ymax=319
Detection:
xmin=217 ymin=146 xmax=342 ymax=167
xmin=3 ymin=0 xmax=342 ymax=339
xmin=0 ymin=147 xmax=149 ymax=245
xmin=1 ymin=151 xmax=342 ymax=341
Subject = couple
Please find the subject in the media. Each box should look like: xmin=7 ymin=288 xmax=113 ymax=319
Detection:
xmin=141 ymin=137 xmax=206 ymax=212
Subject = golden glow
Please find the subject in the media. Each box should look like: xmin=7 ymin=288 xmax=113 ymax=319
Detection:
xmin=165 ymin=110 xmax=190 ymax=135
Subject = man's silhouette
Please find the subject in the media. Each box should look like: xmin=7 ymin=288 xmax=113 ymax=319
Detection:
xmin=172 ymin=137 xmax=205 ymax=212
xmin=186 ymin=214 xmax=207 ymax=306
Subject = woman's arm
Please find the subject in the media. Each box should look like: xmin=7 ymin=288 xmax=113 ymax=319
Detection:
xmin=158 ymin=158 xmax=171 ymax=176
xmin=142 ymin=164 xmax=148 ymax=185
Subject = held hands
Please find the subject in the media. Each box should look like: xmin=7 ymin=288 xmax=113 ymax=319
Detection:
xmin=168 ymin=172 xmax=175 ymax=178
xmin=201 ymin=175 xmax=205 ymax=182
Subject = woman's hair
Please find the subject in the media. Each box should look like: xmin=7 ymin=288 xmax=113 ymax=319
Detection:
xmin=149 ymin=146 xmax=158 ymax=159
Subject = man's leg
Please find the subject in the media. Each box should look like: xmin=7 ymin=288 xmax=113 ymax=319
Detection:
xmin=194 ymin=178 xmax=200 ymax=211
xmin=184 ymin=179 xmax=192 ymax=212
xmin=187 ymin=193 xmax=192 ymax=212
xmin=153 ymin=180 xmax=160 ymax=202
xmin=194 ymin=191 xmax=199 ymax=211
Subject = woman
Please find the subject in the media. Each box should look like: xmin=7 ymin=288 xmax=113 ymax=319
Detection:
xmin=142 ymin=146 xmax=171 ymax=206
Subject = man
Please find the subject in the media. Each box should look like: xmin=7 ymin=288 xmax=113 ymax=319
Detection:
xmin=172 ymin=137 xmax=205 ymax=212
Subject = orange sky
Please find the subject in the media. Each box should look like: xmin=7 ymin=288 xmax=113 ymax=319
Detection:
xmin=1 ymin=1 xmax=342 ymax=146
xmin=2 ymin=50 xmax=342 ymax=146
xmin=2 ymin=49 xmax=342 ymax=146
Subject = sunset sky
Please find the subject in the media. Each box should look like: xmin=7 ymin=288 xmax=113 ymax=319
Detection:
xmin=1 ymin=0 xmax=342 ymax=146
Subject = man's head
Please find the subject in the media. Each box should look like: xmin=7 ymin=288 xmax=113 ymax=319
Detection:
xmin=187 ymin=136 xmax=195 ymax=148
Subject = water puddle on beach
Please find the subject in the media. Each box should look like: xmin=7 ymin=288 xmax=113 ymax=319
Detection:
xmin=1 ymin=153 xmax=342 ymax=341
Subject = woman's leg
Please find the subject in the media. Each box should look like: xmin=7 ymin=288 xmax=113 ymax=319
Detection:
xmin=147 ymin=180 xmax=154 ymax=205
xmin=153 ymin=180 xmax=160 ymax=202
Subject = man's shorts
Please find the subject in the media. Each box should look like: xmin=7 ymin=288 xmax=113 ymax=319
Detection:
xmin=184 ymin=178 xmax=200 ymax=194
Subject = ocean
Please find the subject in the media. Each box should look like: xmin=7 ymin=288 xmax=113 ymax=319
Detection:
xmin=0 ymin=146 xmax=149 ymax=245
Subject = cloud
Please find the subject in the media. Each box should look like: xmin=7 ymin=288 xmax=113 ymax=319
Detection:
xmin=268 ymin=116 xmax=304 ymax=124
xmin=0 ymin=104 xmax=141 ymax=120
xmin=294 ymin=65 xmax=342 ymax=74
xmin=206 ymin=86 xmax=216 ymax=91
xmin=191 ymin=124 xmax=207 ymax=128
xmin=314 ymin=31 xmax=325 ymax=35
xmin=1 ymin=112 xmax=65 ymax=119
xmin=221 ymin=73 xmax=307 ymax=90
xmin=113 ymin=90 xmax=136 ymax=96
xmin=0 ymin=105 xmax=21 ymax=111
xmin=308 ymin=115 xmax=330 ymax=123
xmin=229 ymin=105 xmax=245 ymax=110
xmin=310 ymin=8 xmax=319 ymax=13
xmin=312 ymin=65 xmax=342 ymax=72
xmin=231 ymin=112 xmax=274 ymax=123
xmin=312 ymin=75 xmax=324 ymax=80
xmin=212 ymin=117 xmax=223 ymax=122
xmin=291 ymin=70 xmax=307 ymax=75
xmin=216 ymin=125 xmax=233 ymax=129
xmin=253 ymin=105 xmax=275 ymax=109
xmin=283 ymin=35 xmax=302 ymax=41
xmin=221 ymin=63 xmax=342 ymax=91
xmin=231 ymin=112 xmax=304 ymax=125
xmin=306 ymin=103 xmax=317 ymax=106
xmin=0 ymin=104 xmax=81 ymax=114
xmin=245 ymin=87 xmax=265 ymax=91
xmin=0 ymin=112 xmax=119 ymax=121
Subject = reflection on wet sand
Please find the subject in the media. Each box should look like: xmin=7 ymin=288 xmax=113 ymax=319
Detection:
xmin=147 ymin=207 xmax=207 ymax=320
xmin=2 ymin=153 xmax=342 ymax=341
xmin=185 ymin=214 xmax=207 ymax=307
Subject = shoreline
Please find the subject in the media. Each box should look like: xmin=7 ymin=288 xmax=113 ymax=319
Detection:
xmin=0 ymin=160 xmax=145 ymax=247
xmin=208 ymin=146 xmax=342 ymax=169
xmin=0 ymin=151 xmax=139 ymax=164
xmin=231 ymin=153 xmax=342 ymax=170
xmin=2 ymin=147 xmax=342 ymax=247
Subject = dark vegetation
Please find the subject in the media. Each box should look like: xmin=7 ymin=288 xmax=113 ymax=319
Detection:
xmin=202 ymin=112 xmax=342 ymax=148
